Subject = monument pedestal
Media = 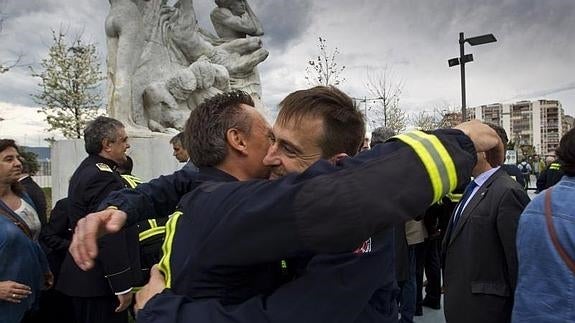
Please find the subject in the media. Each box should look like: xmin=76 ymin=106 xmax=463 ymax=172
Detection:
xmin=51 ymin=135 xmax=181 ymax=205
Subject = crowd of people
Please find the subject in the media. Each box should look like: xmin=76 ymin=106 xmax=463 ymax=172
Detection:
xmin=1 ymin=85 xmax=574 ymax=323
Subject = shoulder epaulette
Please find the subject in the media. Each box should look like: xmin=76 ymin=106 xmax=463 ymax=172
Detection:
xmin=96 ymin=163 xmax=114 ymax=173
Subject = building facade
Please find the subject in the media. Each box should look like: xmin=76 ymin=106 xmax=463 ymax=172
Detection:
xmin=468 ymin=99 xmax=569 ymax=157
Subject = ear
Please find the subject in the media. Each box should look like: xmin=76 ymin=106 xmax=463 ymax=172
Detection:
xmin=328 ymin=153 xmax=349 ymax=166
xmin=226 ymin=128 xmax=248 ymax=155
xmin=101 ymin=138 xmax=113 ymax=153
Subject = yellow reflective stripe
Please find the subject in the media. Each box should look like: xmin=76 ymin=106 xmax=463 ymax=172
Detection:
xmin=138 ymin=227 xmax=166 ymax=241
xmin=120 ymin=174 xmax=144 ymax=188
xmin=148 ymin=219 xmax=158 ymax=229
xmin=550 ymin=163 xmax=561 ymax=170
xmin=394 ymin=131 xmax=457 ymax=203
xmin=157 ymin=211 xmax=183 ymax=289
xmin=446 ymin=193 xmax=462 ymax=203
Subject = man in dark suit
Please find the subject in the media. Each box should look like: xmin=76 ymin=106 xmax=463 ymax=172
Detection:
xmin=442 ymin=130 xmax=530 ymax=323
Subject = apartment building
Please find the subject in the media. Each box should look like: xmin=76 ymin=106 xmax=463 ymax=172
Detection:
xmin=468 ymin=99 xmax=568 ymax=156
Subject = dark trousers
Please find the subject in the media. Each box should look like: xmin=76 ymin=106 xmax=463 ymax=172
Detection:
xmin=413 ymin=242 xmax=426 ymax=312
xmin=423 ymin=238 xmax=442 ymax=304
xmin=71 ymin=295 xmax=128 ymax=323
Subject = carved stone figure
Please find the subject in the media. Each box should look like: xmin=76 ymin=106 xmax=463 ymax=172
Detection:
xmin=105 ymin=0 xmax=268 ymax=134
xmin=210 ymin=0 xmax=265 ymax=100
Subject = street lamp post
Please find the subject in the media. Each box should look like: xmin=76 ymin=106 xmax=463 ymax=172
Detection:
xmin=448 ymin=32 xmax=497 ymax=121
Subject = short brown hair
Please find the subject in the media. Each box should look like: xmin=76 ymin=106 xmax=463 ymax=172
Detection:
xmin=277 ymin=86 xmax=365 ymax=157
xmin=184 ymin=90 xmax=255 ymax=167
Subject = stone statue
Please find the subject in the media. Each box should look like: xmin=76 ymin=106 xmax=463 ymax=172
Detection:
xmin=105 ymin=0 xmax=151 ymax=135
xmin=210 ymin=0 xmax=265 ymax=100
xmin=105 ymin=0 xmax=268 ymax=134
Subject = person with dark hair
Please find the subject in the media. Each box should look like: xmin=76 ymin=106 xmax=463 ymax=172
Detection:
xmin=18 ymin=155 xmax=48 ymax=226
xmin=37 ymin=198 xmax=74 ymax=323
xmin=56 ymin=116 xmax=136 ymax=323
xmin=0 ymin=139 xmax=53 ymax=323
xmin=370 ymin=126 xmax=396 ymax=148
xmin=169 ymin=132 xmax=190 ymax=163
xmin=487 ymin=123 xmax=526 ymax=189
xmin=442 ymin=122 xmax=530 ymax=323
xmin=512 ymin=127 xmax=575 ymax=322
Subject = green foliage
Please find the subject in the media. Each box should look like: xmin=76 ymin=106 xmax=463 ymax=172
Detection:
xmin=305 ymin=37 xmax=346 ymax=86
xmin=19 ymin=149 xmax=40 ymax=175
xmin=30 ymin=30 xmax=104 ymax=139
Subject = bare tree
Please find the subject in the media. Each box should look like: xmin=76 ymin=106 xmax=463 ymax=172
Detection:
xmin=364 ymin=66 xmax=406 ymax=133
xmin=305 ymin=37 xmax=346 ymax=86
xmin=0 ymin=2 xmax=25 ymax=73
xmin=410 ymin=110 xmax=441 ymax=131
xmin=411 ymin=105 xmax=460 ymax=130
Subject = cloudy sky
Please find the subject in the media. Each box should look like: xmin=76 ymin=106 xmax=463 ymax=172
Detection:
xmin=1 ymin=0 xmax=574 ymax=146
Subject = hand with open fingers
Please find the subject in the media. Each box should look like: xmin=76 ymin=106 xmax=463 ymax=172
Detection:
xmin=115 ymin=292 xmax=134 ymax=313
xmin=0 ymin=280 xmax=32 ymax=304
xmin=69 ymin=208 xmax=128 ymax=271
xmin=134 ymin=265 xmax=166 ymax=315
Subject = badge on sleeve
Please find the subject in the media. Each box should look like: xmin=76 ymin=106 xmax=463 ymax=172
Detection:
xmin=96 ymin=163 xmax=113 ymax=173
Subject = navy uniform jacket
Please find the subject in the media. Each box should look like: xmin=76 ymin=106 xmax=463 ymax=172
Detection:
xmin=57 ymin=154 xmax=139 ymax=297
xmin=156 ymin=167 xmax=398 ymax=322
xmin=129 ymin=129 xmax=477 ymax=322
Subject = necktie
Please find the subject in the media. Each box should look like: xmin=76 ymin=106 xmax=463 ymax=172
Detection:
xmin=452 ymin=180 xmax=478 ymax=228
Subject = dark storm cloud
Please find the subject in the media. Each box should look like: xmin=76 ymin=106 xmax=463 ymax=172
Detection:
xmin=252 ymin=0 xmax=314 ymax=49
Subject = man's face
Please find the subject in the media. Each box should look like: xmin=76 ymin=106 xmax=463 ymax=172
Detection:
xmin=0 ymin=147 xmax=22 ymax=185
xmin=243 ymin=106 xmax=273 ymax=179
xmin=172 ymin=143 xmax=189 ymax=162
xmin=263 ymin=116 xmax=324 ymax=179
xmin=108 ymin=127 xmax=130 ymax=165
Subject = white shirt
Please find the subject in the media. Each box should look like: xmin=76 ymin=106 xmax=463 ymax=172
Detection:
xmin=14 ymin=198 xmax=41 ymax=240
xmin=454 ymin=166 xmax=501 ymax=222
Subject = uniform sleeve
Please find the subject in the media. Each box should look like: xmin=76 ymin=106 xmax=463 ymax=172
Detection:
xmin=496 ymin=186 xmax=530 ymax=290
xmin=190 ymin=129 xmax=476 ymax=267
xmin=100 ymin=168 xmax=198 ymax=226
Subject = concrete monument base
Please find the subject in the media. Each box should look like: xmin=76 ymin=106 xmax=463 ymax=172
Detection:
xmin=51 ymin=135 xmax=181 ymax=205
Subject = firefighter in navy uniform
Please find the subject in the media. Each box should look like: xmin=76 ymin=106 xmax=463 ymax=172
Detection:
xmin=56 ymin=117 xmax=138 ymax=323
xmin=536 ymin=159 xmax=564 ymax=192
xmin=131 ymin=89 xmax=491 ymax=323
xmin=69 ymin=94 xmax=502 ymax=322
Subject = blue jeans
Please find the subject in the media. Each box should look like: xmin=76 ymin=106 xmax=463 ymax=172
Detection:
xmin=398 ymin=246 xmax=416 ymax=323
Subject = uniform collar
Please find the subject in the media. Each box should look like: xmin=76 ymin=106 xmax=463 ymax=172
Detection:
xmin=198 ymin=166 xmax=238 ymax=182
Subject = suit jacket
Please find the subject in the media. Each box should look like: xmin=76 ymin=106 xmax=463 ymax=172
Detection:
xmin=442 ymin=168 xmax=530 ymax=323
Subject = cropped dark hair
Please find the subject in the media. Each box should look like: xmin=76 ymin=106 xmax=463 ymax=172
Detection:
xmin=184 ymin=90 xmax=255 ymax=167
xmin=370 ymin=127 xmax=396 ymax=148
xmin=170 ymin=132 xmax=185 ymax=145
xmin=487 ymin=123 xmax=509 ymax=144
xmin=277 ymin=86 xmax=365 ymax=157
xmin=556 ymin=127 xmax=575 ymax=176
xmin=84 ymin=116 xmax=124 ymax=155
xmin=0 ymin=138 xmax=24 ymax=195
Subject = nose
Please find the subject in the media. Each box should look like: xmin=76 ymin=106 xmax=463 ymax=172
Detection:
xmin=262 ymin=143 xmax=281 ymax=166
